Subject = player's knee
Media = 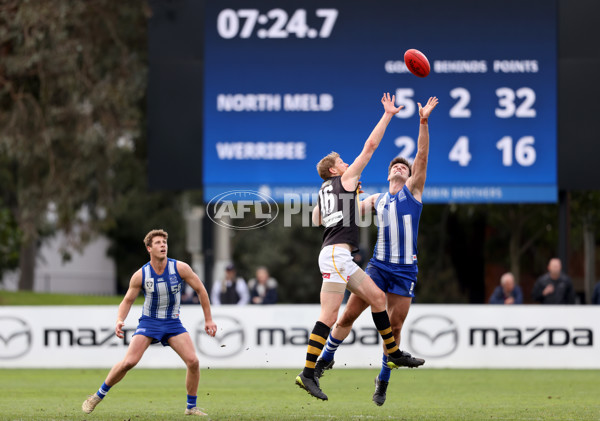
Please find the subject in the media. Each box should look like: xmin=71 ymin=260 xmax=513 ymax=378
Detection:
xmin=318 ymin=309 xmax=337 ymax=327
xmin=187 ymin=356 xmax=199 ymax=370
xmin=121 ymin=358 xmax=139 ymax=371
xmin=320 ymin=315 xmax=336 ymax=328
xmin=370 ymin=290 xmax=386 ymax=310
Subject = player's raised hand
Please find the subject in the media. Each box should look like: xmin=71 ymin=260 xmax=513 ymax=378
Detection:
xmin=418 ymin=96 xmax=439 ymax=119
xmin=381 ymin=92 xmax=404 ymax=115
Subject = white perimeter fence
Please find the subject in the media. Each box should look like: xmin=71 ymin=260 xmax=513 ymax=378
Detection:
xmin=1 ymin=305 xmax=598 ymax=369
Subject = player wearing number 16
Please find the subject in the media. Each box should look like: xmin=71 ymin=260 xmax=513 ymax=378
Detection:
xmin=314 ymin=96 xmax=438 ymax=406
xmin=296 ymin=93 xmax=423 ymax=401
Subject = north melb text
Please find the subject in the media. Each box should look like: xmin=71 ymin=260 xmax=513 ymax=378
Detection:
xmin=217 ymin=93 xmax=333 ymax=112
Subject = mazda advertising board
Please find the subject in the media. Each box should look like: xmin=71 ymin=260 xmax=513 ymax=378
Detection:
xmin=0 ymin=306 xmax=597 ymax=369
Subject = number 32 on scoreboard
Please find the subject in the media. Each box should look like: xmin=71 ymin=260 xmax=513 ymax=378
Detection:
xmin=394 ymin=87 xmax=538 ymax=168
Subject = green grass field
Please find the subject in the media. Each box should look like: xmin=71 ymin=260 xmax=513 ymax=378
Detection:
xmin=0 ymin=368 xmax=598 ymax=420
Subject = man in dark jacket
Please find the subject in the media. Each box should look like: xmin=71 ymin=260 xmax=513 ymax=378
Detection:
xmin=248 ymin=266 xmax=278 ymax=305
xmin=489 ymin=272 xmax=523 ymax=305
xmin=531 ymin=258 xmax=575 ymax=304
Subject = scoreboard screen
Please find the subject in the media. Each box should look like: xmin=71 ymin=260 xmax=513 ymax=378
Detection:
xmin=203 ymin=0 xmax=557 ymax=203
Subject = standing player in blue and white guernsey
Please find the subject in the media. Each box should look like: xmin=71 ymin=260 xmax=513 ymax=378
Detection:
xmin=314 ymin=96 xmax=438 ymax=406
xmin=82 ymin=229 xmax=217 ymax=417
xmin=296 ymin=93 xmax=426 ymax=402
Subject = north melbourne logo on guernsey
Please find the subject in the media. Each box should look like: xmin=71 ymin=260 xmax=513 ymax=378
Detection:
xmin=207 ymin=190 xmax=279 ymax=231
xmin=0 ymin=317 xmax=32 ymax=359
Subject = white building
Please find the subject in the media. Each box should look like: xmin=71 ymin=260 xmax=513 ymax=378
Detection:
xmin=1 ymin=232 xmax=116 ymax=295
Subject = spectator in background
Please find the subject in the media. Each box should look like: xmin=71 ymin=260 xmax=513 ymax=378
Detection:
xmin=489 ymin=272 xmax=523 ymax=305
xmin=181 ymin=284 xmax=199 ymax=304
xmin=531 ymin=258 xmax=575 ymax=304
xmin=592 ymin=282 xmax=600 ymax=304
xmin=248 ymin=266 xmax=278 ymax=304
xmin=210 ymin=263 xmax=250 ymax=305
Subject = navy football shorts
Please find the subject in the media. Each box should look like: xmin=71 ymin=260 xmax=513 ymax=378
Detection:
xmin=366 ymin=261 xmax=417 ymax=298
xmin=133 ymin=315 xmax=187 ymax=346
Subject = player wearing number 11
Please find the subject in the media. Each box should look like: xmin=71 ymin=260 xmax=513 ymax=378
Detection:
xmin=314 ymin=96 xmax=438 ymax=406
xmin=296 ymin=93 xmax=424 ymax=401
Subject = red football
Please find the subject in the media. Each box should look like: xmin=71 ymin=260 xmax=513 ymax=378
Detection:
xmin=404 ymin=49 xmax=430 ymax=78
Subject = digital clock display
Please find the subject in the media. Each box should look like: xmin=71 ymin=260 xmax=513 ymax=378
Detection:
xmin=216 ymin=8 xmax=339 ymax=39
xmin=203 ymin=0 xmax=557 ymax=203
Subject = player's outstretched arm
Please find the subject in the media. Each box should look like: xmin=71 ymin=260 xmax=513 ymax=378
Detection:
xmin=407 ymin=96 xmax=438 ymax=201
xmin=115 ymin=269 xmax=142 ymax=338
xmin=178 ymin=261 xmax=217 ymax=337
xmin=341 ymin=93 xmax=403 ymax=191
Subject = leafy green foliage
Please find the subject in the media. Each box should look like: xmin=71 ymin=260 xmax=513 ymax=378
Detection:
xmin=232 ymin=212 xmax=323 ymax=303
xmin=0 ymin=199 xmax=20 ymax=276
xmin=570 ymin=191 xmax=600 ymax=247
xmin=0 ymin=1 xmax=150 ymax=288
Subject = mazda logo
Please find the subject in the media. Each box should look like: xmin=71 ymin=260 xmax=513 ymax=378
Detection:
xmin=0 ymin=317 xmax=32 ymax=359
xmin=195 ymin=315 xmax=245 ymax=358
xmin=407 ymin=315 xmax=458 ymax=358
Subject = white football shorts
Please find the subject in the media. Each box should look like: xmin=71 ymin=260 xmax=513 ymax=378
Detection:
xmin=318 ymin=245 xmax=360 ymax=284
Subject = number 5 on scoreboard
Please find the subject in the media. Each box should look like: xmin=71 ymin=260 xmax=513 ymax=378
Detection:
xmin=449 ymin=136 xmax=472 ymax=166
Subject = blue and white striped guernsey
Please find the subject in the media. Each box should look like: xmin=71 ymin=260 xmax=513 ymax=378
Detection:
xmin=141 ymin=258 xmax=184 ymax=319
xmin=373 ymin=185 xmax=423 ymax=265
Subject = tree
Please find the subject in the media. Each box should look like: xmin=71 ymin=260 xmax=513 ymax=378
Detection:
xmin=232 ymin=212 xmax=323 ymax=303
xmin=484 ymin=203 xmax=558 ymax=302
xmin=569 ymin=191 xmax=600 ymax=303
xmin=0 ymin=1 xmax=148 ymax=289
xmin=104 ymin=139 xmax=188 ymax=293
